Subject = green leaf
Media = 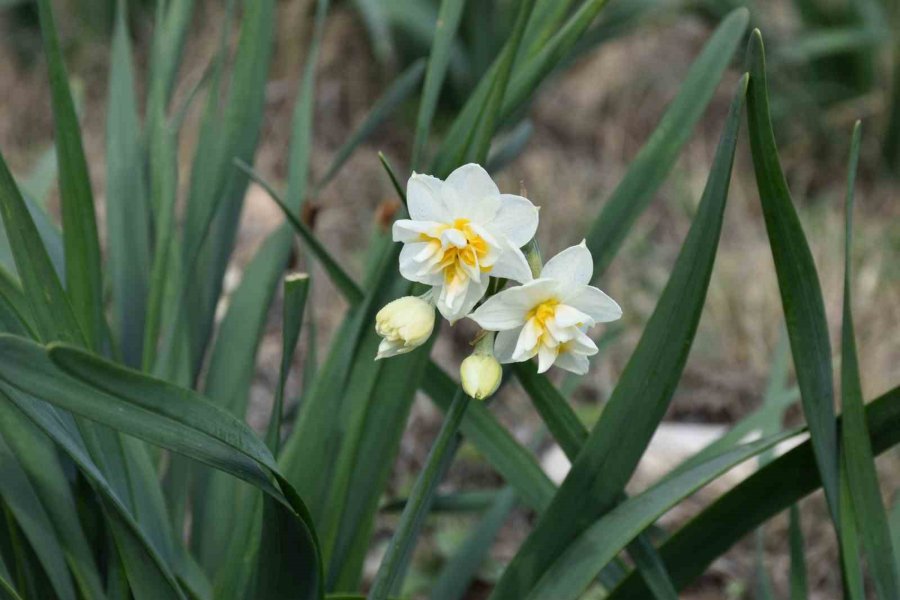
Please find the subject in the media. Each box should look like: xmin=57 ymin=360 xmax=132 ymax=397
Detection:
xmin=429 ymin=487 xmax=517 ymax=600
xmin=267 ymin=273 xmax=310 ymax=453
xmin=107 ymin=0 xmax=152 ymax=368
xmin=0 ymin=335 xmax=324 ymax=599
xmin=525 ymin=431 xmax=799 ymax=600
xmin=745 ymin=28 xmax=841 ymax=528
xmin=491 ymin=73 xmax=747 ymax=599
xmin=412 ymin=0 xmax=467 ymax=170
xmin=840 ymin=120 xmax=899 ymax=599
xmin=0 ymin=402 xmax=105 ymax=600
xmin=317 ymin=59 xmax=425 ymax=191
xmin=0 ymin=151 xmax=83 ymax=345
xmin=36 ymin=0 xmax=105 ymax=350
xmin=789 ymin=505 xmax=808 ymax=600
xmin=368 ymin=390 xmax=471 ymax=600
xmin=585 ymin=7 xmax=750 ymax=278
xmin=0 ymin=269 xmax=35 ymax=338
xmin=607 ymin=384 xmax=900 ymax=597
xmin=0 ymin=436 xmax=77 ymax=600
xmin=0 ymin=390 xmax=187 ymax=600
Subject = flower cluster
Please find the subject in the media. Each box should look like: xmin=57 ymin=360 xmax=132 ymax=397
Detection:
xmin=375 ymin=164 xmax=622 ymax=399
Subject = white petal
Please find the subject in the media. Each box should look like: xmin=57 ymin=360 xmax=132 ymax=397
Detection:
xmin=399 ymin=243 xmax=443 ymax=285
xmin=493 ymin=328 xmax=521 ymax=363
xmin=537 ymin=344 xmax=559 ymax=373
xmin=488 ymin=239 xmax=534 ymax=284
xmin=469 ymin=279 xmax=555 ymax=330
xmin=455 ymin=277 xmax=491 ymax=322
xmin=553 ymin=304 xmax=593 ymax=328
xmin=437 ymin=276 xmax=488 ymax=322
xmin=570 ymin=329 xmax=599 ymax=356
xmin=441 ymin=228 xmax=468 ymax=249
xmin=541 ymin=241 xmax=593 ymax=287
xmin=553 ymin=352 xmax=590 ymax=375
xmin=490 ymin=194 xmax=539 ymax=247
xmin=407 ymin=173 xmax=451 ymax=222
xmin=445 ymin=163 xmax=499 ymax=202
xmin=545 ymin=318 xmax=575 ymax=344
xmin=392 ymin=219 xmax=441 ymax=243
xmin=567 ymin=286 xmax=622 ymax=323
xmin=512 ymin=319 xmax=542 ymax=362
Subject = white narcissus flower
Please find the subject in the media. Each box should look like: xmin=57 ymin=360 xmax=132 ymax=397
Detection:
xmin=468 ymin=242 xmax=622 ymax=375
xmin=375 ymin=296 xmax=435 ymax=359
xmin=392 ymin=164 xmax=539 ymax=322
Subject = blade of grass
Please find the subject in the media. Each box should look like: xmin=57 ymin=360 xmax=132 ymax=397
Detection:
xmin=840 ymin=121 xmax=899 ymax=599
xmin=107 ymin=0 xmax=151 ymax=368
xmin=585 ymin=7 xmax=749 ymax=278
xmin=492 ymin=73 xmax=746 ymax=599
xmin=36 ymin=0 xmax=105 ymax=350
xmin=745 ymin=27 xmax=841 ymax=532
xmin=411 ymin=0 xmax=467 ymax=170
xmin=607 ymin=384 xmax=900 ymax=598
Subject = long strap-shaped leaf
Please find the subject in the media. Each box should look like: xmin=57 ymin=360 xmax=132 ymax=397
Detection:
xmin=585 ymin=7 xmax=749 ymax=278
xmin=840 ymin=121 xmax=900 ymax=599
xmin=490 ymin=73 xmax=746 ymax=600
xmin=0 ymin=335 xmax=324 ymax=600
xmin=513 ymin=362 xmax=678 ymax=598
xmin=35 ymin=0 xmax=105 ymax=350
xmin=745 ymin=28 xmax=841 ymax=529
xmin=527 ymin=430 xmax=800 ymax=600
xmin=608 ymin=383 xmax=900 ymax=597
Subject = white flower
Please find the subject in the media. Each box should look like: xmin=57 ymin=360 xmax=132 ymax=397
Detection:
xmin=460 ymin=353 xmax=502 ymax=400
xmin=375 ymin=296 xmax=435 ymax=359
xmin=392 ymin=164 xmax=539 ymax=322
xmin=468 ymin=242 xmax=621 ymax=375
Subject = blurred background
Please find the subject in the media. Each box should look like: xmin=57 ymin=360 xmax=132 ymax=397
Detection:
xmin=0 ymin=0 xmax=898 ymax=597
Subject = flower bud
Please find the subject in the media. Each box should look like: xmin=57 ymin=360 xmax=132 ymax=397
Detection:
xmin=375 ymin=296 xmax=435 ymax=360
xmin=460 ymin=353 xmax=502 ymax=400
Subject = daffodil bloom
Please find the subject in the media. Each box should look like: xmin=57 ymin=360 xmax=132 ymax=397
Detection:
xmin=393 ymin=164 xmax=539 ymax=322
xmin=375 ymin=296 xmax=435 ymax=359
xmin=469 ymin=242 xmax=621 ymax=374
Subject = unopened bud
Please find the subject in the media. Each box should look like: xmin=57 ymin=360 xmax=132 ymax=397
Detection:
xmin=460 ymin=353 xmax=502 ymax=400
xmin=375 ymin=296 xmax=435 ymax=360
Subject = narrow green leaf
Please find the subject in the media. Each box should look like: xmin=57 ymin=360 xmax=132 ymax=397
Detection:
xmin=0 ymin=269 xmax=35 ymax=338
xmin=789 ymin=505 xmax=808 ymax=600
xmin=840 ymin=120 xmax=899 ymax=599
xmin=607 ymin=384 xmax=900 ymax=598
xmin=107 ymin=0 xmax=151 ymax=368
xmin=382 ymin=490 xmax=500 ymax=514
xmin=317 ymin=59 xmax=425 ymax=190
xmin=745 ymin=28 xmax=840 ymax=528
xmin=526 ymin=431 xmax=799 ymax=600
xmin=235 ymin=161 xmax=364 ymax=306
xmin=412 ymin=0 xmax=467 ymax=169
xmin=0 ymin=390 xmax=186 ymax=600
xmin=267 ymin=273 xmax=310 ymax=453
xmin=0 ymin=151 xmax=83 ymax=345
xmin=585 ymin=7 xmax=749 ymax=278
xmin=368 ymin=390 xmax=471 ymax=600
xmin=36 ymin=0 xmax=105 ymax=349
xmin=0 ymin=335 xmax=323 ymax=599
xmin=492 ymin=73 xmax=747 ymax=599
xmin=0 ymin=436 xmax=77 ymax=600
xmin=430 ymin=487 xmax=517 ymax=600
xmin=0 ymin=403 xmax=105 ymax=600
xmin=485 ymin=120 xmax=533 ymax=173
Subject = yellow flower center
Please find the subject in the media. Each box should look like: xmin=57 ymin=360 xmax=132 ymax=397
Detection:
xmin=420 ymin=218 xmax=492 ymax=286
xmin=527 ymin=299 xmax=560 ymax=343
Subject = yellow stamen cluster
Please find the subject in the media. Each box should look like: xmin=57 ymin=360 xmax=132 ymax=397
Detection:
xmin=420 ymin=219 xmax=492 ymax=286
xmin=526 ymin=299 xmax=560 ymax=341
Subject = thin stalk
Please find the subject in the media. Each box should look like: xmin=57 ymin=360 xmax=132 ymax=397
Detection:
xmin=367 ymin=389 xmax=471 ymax=599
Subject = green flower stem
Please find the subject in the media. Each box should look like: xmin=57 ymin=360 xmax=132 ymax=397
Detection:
xmin=367 ymin=388 xmax=471 ymax=599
